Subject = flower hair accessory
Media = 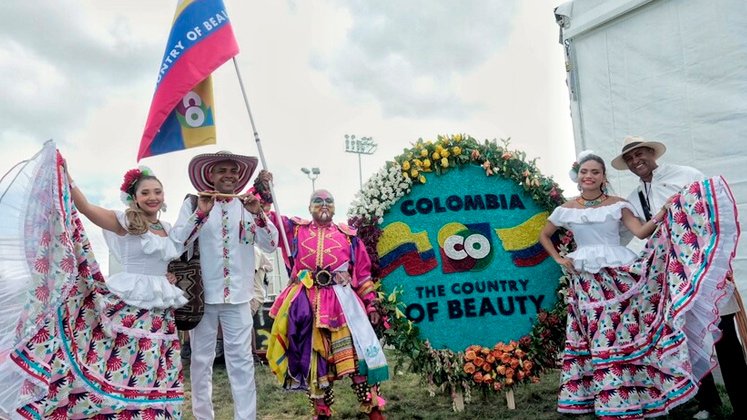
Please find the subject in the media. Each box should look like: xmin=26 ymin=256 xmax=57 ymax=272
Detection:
xmin=120 ymin=166 xmax=155 ymax=205
xmin=568 ymin=150 xmax=595 ymax=183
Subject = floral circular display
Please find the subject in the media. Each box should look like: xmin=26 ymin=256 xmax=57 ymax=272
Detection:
xmin=348 ymin=134 xmax=572 ymax=406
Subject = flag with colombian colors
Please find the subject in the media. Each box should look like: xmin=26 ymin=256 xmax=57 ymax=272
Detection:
xmin=138 ymin=0 xmax=239 ymax=161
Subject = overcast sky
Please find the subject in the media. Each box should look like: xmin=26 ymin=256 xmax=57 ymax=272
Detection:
xmin=0 ymin=0 xmax=575 ymax=272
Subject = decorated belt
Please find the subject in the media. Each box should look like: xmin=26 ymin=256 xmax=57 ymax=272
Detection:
xmin=297 ymin=268 xmax=347 ymax=289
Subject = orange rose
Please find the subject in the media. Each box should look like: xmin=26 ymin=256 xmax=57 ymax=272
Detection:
xmin=517 ymin=370 xmax=525 ymax=380
xmin=473 ymin=356 xmax=485 ymax=367
xmin=501 ymin=353 xmax=511 ymax=364
xmin=480 ymin=347 xmax=490 ymax=355
xmin=482 ymin=363 xmax=493 ymax=372
xmin=510 ymin=359 xmax=520 ymax=369
xmin=505 ymin=377 xmax=514 ymax=386
xmin=492 ymin=381 xmax=503 ymax=391
xmin=515 ymin=349 xmax=525 ymax=358
xmin=523 ymin=360 xmax=534 ymax=371
xmin=491 ymin=349 xmax=502 ymax=358
xmin=473 ymin=372 xmax=484 ymax=383
xmin=482 ymin=373 xmax=494 ymax=384
xmin=464 ymin=350 xmax=476 ymax=361
xmin=496 ymin=365 xmax=506 ymax=375
xmin=505 ymin=368 xmax=515 ymax=379
xmin=464 ymin=362 xmax=476 ymax=374
xmin=486 ymin=354 xmax=496 ymax=364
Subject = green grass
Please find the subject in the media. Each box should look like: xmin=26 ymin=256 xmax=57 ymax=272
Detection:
xmin=181 ymin=351 xmax=731 ymax=419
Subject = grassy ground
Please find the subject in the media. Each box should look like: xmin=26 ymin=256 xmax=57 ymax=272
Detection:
xmin=180 ymin=351 xmax=733 ymax=419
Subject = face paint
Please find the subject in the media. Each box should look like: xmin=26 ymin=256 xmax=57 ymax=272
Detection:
xmin=309 ymin=190 xmax=335 ymax=223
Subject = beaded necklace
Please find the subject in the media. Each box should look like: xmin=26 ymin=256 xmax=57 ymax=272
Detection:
xmin=148 ymin=220 xmax=165 ymax=231
xmin=576 ymin=192 xmax=608 ymax=207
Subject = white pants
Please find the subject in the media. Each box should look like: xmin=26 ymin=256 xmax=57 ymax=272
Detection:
xmin=190 ymin=303 xmax=256 ymax=420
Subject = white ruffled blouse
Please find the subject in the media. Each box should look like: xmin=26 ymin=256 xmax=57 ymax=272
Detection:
xmin=548 ymin=201 xmax=639 ymax=274
xmin=103 ymin=211 xmax=188 ymax=309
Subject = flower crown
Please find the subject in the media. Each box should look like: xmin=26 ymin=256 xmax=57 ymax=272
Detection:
xmin=119 ymin=166 xmax=155 ymax=206
xmin=568 ymin=150 xmax=595 ymax=183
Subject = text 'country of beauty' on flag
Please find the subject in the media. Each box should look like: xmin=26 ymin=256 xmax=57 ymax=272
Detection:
xmin=138 ymin=0 xmax=239 ymax=161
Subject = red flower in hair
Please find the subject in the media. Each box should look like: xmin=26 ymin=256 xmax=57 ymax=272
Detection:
xmin=120 ymin=168 xmax=142 ymax=193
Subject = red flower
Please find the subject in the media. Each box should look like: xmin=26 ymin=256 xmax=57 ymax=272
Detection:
xmin=120 ymin=168 xmax=142 ymax=193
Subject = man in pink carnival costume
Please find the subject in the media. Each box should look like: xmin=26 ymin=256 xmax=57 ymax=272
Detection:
xmin=252 ymin=172 xmax=388 ymax=420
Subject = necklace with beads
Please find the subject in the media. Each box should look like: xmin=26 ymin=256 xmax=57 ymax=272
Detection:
xmin=576 ymin=192 xmax=608 ymax=207
xmin=148 ymin=220 xmax=165 ymax=231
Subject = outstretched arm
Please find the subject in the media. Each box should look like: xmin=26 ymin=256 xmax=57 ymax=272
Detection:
xmin=67 ymin=171 xmax=127 ymax=236
xmin=621 ymin=206 xmax=666 ymax=239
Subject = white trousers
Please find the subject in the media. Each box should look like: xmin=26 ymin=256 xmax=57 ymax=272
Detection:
xmin=190 ymin=303 xmax=256 ymax=420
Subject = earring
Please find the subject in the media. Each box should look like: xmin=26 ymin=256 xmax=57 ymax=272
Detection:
xmin=161 ymin=202 xmax=168 ymax=212
xmin=601 ymin=182 xmax=608 ymax=194
xmin=577 ymin=184 xmax=582 ymax=191
xmin=157 ymin=209 xmax=162 ymax=221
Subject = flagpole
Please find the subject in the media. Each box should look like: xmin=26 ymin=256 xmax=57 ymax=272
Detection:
xmin=231 ymin=57 xmax=293 ymax=261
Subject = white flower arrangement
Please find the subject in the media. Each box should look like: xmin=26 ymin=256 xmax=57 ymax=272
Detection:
xmin=347 ymin=163 xmax=412 ymax=223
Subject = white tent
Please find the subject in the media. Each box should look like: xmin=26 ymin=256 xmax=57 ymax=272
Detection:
xmin=555 ymin=0 xmax=747 ymax=296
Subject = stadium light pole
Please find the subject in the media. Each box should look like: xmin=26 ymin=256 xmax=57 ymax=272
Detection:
xmin=344 ymin=134 xmax=377 ymax=190
xmin=300 ymin=167 xmax=320 ymax=192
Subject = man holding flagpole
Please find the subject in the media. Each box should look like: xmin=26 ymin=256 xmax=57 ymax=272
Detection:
xmin=172 ymin=152 xmax=278 ymax=420
xmin=137 ymin=1 xmax=279 ymax=419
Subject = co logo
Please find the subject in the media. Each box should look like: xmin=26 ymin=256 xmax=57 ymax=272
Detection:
xmin=443 ymin=233 xmax=491 ymax=260
xmin=182 ymin=91 xmax=205 ymax=127
xmin=438 ymin=222 xmax=494 ymax=273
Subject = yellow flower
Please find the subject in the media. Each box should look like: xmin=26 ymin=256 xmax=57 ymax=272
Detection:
xmin=403 ymin=171 xmax=410 ymax=179
xmin=432 ymin=151 xmax=441 ymax=160
xmin=420 ymin=149 xmax=429 ymax=157
xmin=413 ymin=159 xmax=422 ymax=167
xmin=402 ymin=161 xmax=411 ymax=171
xmin=440 ymin=149 xmax=450 ymax=158
xmin=452 ymin=146 xmax=462 ymax=155
xmin=453 ymin=134 xmax=463 ymax=142
xmin=422 ymin=159 xmax=431 ymax=168
xmin=441 ymin=157 xmax=449 ymax=168
xmin=419 ymin=175 xmax=426 ymax=183
xmin=410 ymin=168 xmax=419 ymax=178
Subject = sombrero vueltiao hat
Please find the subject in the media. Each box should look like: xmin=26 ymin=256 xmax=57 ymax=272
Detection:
xmin=611 ymin=136 xmax=667 ymax=170
xmin=188 ymin=150 xmax=258 ymax=193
